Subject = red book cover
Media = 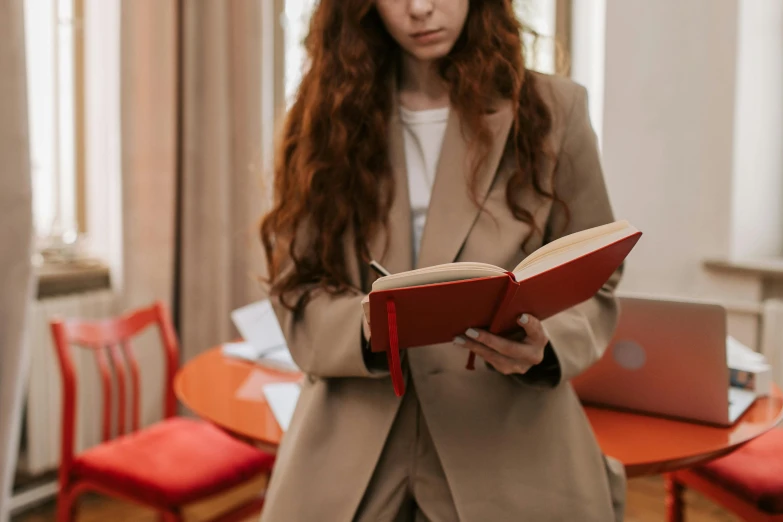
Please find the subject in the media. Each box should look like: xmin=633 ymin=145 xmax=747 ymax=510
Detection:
xmin=368 ymin=229 xmax=642 ymax=396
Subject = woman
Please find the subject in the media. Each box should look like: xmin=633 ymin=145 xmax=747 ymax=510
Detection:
xmin=260 ymin=1 xmax=625 ymax=521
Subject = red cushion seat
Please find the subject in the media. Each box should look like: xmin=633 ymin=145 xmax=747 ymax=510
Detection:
xmin=72 ymin=417 xmax=275 ymax=507
xmin=694 ymin=428 xmax=783 ymax=514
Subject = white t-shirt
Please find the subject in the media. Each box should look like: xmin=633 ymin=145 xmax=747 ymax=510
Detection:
xmin=399 ymin=105 xmax=450 ymax=264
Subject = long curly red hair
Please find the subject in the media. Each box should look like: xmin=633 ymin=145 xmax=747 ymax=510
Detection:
xmin=261 ymin=0 xmax=560 ymax=311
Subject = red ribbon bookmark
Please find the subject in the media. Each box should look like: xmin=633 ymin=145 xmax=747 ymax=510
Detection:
xmin=386 ymin=298 xmax=405 ymax=397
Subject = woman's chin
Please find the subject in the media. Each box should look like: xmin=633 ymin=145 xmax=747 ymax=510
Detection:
xmin=405 ymin=43 xmax=454 ymax=63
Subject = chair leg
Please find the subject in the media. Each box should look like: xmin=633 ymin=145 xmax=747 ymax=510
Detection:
xmin=56 ymin=488 xmax=79 ymax=522
xmin=665 ymin=474 xmax=686 ymax=522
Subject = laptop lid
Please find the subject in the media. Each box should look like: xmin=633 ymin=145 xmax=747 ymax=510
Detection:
xmin=572 ymin=296 xmax=738 ymax=426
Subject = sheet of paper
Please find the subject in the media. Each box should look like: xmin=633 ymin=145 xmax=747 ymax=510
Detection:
xmin=727 ymin=335 xmax=767 ymax=367
xmin=257 ymin=348 xmax=299 ymax=372
xmin=222 ymin=341 xmax=264 ymax=361
xmin=235 ymin=369 xmax=276 ymax=402
xmin=231 ymin=299 xmax=287 ymax=354
xmin=263 ymin=382 xmax=301 ymax=431
xmin=223 ymin=341 xmax=300 ymax=372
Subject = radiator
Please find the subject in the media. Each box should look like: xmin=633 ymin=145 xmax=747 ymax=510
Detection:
xmin=20 ymin=290 xmax=119 ymax=475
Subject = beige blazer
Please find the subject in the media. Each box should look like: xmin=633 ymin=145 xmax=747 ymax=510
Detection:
xmin=262 ymin=73 xmax=626 ymax=522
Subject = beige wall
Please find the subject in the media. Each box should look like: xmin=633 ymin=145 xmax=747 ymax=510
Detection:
xmin=589 ymin=0 xmax=783 ymax=298
xmin=573 ymin=0 xmax=783 ymax=351
xmin=600 ymin=0 xmax=748 ymax=300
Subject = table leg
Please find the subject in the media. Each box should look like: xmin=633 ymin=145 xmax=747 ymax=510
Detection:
xmin=665 ymin=474 xmax=685 ymax=522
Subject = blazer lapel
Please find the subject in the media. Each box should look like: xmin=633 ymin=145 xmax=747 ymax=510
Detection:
xmin=416 ymin=101 xmax=515 ymax=268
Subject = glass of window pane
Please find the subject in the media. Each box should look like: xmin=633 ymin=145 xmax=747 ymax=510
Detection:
xmin=284 ymin=0 xmax=317 ymax=107
xmin=24 ymin=0 xmax=80 ymax=259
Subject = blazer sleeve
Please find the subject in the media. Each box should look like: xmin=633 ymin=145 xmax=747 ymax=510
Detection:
xmin=520 ymin=84 xmax=622 ymax=388
xmin=269 ymin=273 xmax=389 ymax=380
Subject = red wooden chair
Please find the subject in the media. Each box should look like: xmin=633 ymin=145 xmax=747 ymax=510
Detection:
xmin=51 ymin=300 xmax=275 ymax=522
xmin=666 ymin=428 xmax=783 ymax=522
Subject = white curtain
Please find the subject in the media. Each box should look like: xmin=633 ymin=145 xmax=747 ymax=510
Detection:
xmin=0 ymin=0 xmax=35 ymax=519
xmin=177 ymin=0 xmax=270 ymax=362
xmin=119 ymin=0 xmax=178 ymax=425
xmin=116 ymin=0 xmax=274 ymax=365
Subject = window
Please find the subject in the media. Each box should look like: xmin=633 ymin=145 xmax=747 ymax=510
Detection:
xmin=517 ymin=0 xmax=558 ymax=74
xmin=283 ymin=0 xmax=560 ymax=104
xmin=24 ymin=0 xmax=85 ymax=249
xmin=283 ymin=0 xmax=317 ymax=106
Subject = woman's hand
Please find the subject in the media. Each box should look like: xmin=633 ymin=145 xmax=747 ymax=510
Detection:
xmin=454 ymin=314 xmax=549 ymax=375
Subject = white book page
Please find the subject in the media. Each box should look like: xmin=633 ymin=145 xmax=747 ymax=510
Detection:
xmin=371 ymin=262 xmax=504 ymax=291
xmin=514 ymin=220 xmax=631 ymax=272
xmin=513 ymin=225 xmax=638 ymax=282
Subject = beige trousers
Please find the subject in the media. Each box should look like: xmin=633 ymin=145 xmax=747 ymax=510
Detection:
xmin=353 ymin=381 xmax=459 ymax=522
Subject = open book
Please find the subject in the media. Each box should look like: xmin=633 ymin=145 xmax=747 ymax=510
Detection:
xmin=364 ymin=220 xmax=642 ymax=396
xmin=364 ymin=220 xmax=639 ymax=320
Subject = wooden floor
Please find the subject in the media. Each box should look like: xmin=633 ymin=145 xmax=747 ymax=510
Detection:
xmin=625 ymin=476 xmax=739 ymax=522
xmin=12 ymin=476 xmax=740 ymax=522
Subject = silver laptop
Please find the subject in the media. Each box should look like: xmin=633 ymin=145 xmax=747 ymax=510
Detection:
xmin=571 ymin=296 xmax=756 ymax=427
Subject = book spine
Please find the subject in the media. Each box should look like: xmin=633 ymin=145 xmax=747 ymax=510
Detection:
xmin=464 ymin=275 xmax=518 ymax=372
xmin=488 ymin=273 xmax=520 ymax=334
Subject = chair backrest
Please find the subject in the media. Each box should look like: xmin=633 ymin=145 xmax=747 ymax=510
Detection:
xmin=50 ymin=300 xmax=180 ymax=480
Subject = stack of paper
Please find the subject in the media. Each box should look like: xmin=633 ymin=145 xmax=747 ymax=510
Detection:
xmin=222 ymin=341 xmax=298 ymax=372
xmin=727 ymin=335 xmax=771 ymax=397
xmin=221 ymin=299 xmax=300 ymax=372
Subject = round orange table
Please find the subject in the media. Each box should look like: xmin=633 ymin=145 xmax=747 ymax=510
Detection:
xmin=174 ymin=348 xmax=302 ymax=451
xmin=586 ymin=390 xmax=782 ymax=477
xmin=175 ymin=347 xmax=783 ymax=477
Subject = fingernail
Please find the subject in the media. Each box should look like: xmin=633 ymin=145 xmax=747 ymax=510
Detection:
xmin=518 ymin=314 xmax=529 ymax=325
xmin=465 ymin=328 xmax=479 ymax=339
xmin=453 ymin=336 xmax=466 ymax=345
